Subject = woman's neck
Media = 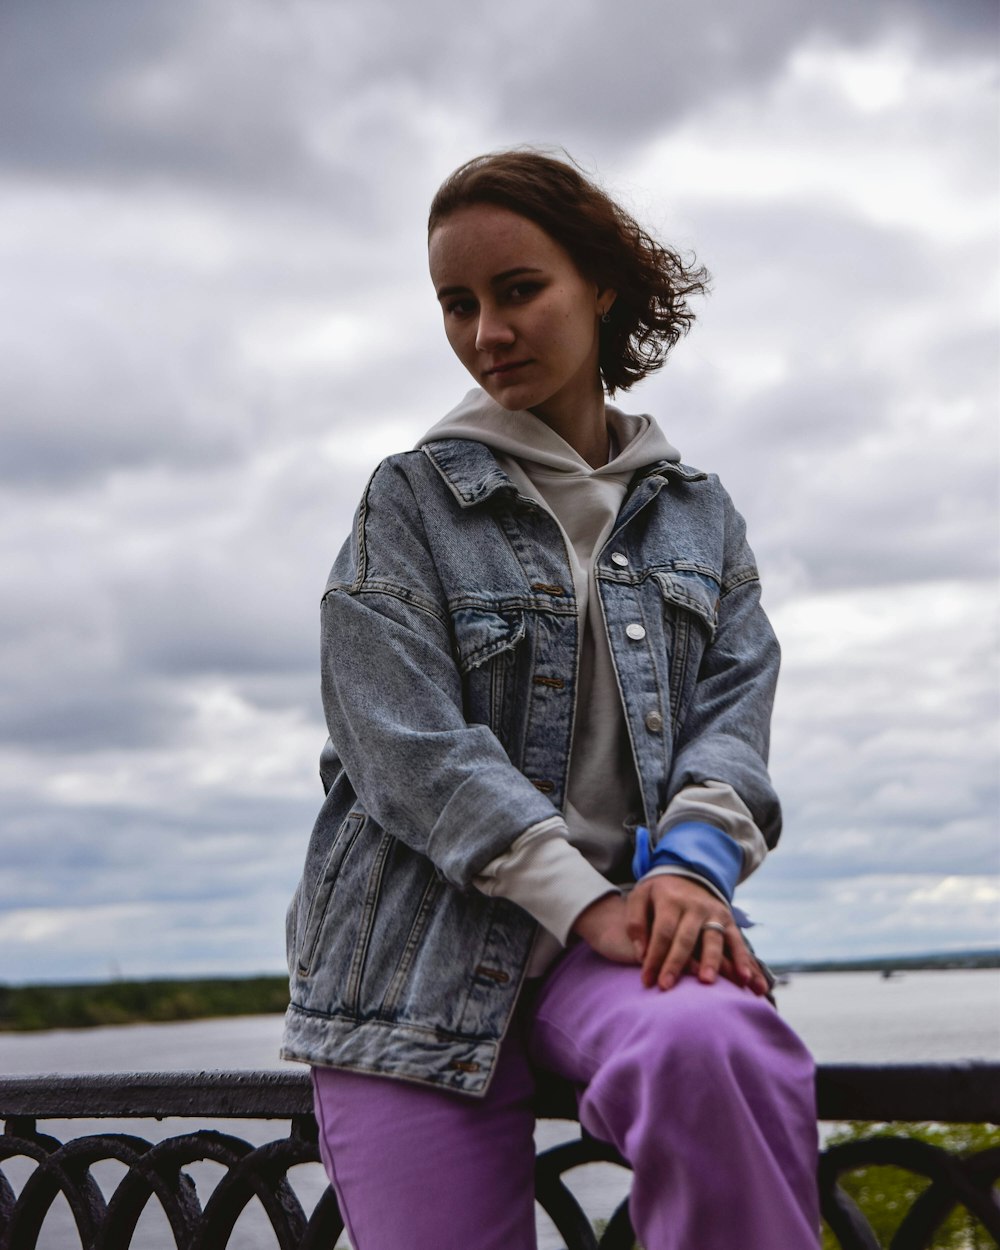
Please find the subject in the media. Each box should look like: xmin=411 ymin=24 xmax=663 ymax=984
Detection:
xmin=529 ymin=387 xmax=609 ymax=468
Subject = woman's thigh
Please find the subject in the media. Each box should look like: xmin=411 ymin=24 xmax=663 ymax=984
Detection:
xmin=311 ymin=1034 xmax=539 ymax=1250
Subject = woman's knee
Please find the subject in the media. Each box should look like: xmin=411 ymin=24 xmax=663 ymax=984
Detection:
xmin=604 ymin=977 xmax=813 ymax=1089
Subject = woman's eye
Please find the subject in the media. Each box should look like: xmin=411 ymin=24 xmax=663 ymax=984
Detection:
xmin=444 ymin=299 xmax=475 ymax=318
xmin=507 ymin=282 xmax=541 ymax=301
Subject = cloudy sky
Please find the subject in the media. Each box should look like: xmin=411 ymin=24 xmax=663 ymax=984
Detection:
xmin=1 ymin=0 xmax=997 ymax=983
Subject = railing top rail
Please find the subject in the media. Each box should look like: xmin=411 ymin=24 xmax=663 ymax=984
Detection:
xmin=0 ymin=1061 xmax=998 ymax=1123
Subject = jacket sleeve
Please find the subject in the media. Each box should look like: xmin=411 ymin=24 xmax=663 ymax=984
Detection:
xmin=665 ymin=483 xmax=782 ymax=849
xmin=319 ymin=457 xmax=561 ymax=890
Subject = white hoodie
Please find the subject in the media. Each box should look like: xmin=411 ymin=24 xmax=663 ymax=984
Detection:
xmin=418 ymin=389 xmax=766 ymax=974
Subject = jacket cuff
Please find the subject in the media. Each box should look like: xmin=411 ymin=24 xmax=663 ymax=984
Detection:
xmin=473 ymin=817 xmax=617 ymax=944
xmin=633 ymin=820 xmax=743 ymax=901
xmin=658 ymin=779 xmax=767 ymax=883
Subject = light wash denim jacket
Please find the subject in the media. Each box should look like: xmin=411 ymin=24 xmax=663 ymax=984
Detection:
xmin=281 ymin=437 xmax=781 ymax=1095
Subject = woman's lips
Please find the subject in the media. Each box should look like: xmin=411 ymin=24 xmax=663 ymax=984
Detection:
xmin=486 ymin=359 xmax=532 ymax=378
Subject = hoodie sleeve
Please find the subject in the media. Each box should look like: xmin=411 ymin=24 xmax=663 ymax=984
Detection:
xmin=473 ymin=816 xmax=618 ymax=943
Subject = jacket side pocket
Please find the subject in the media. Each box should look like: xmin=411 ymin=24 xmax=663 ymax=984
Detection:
xmin=296 ymin=811 xmax=366 ymax=977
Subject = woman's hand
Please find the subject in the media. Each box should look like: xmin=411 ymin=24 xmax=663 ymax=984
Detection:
xmin=624 ymin=874 xmax=770 ymax=994
xmin=571 ymin=892 xmax=640 ymax=965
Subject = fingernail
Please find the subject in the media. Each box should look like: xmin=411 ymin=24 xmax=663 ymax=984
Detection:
xmin=660 ymin=973 xmax=675 ymax=991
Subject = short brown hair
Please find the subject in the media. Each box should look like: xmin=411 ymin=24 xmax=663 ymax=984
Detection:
xmin=428 ymin=149 xmax=709 ymax=394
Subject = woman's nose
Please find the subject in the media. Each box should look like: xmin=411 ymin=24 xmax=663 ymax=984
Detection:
xmin=475 ymin=306 xmax=515 ymax=352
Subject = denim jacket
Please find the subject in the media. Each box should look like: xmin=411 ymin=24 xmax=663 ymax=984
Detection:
xmin=281 ymin=437 xmax=780 ymax=1095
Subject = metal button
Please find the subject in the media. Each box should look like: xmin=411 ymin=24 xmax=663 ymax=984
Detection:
xmin=645 ymin=710 xmax=664 ymax=733
xmin=625 ymin=623 xmax=646 ymax=641
xmin=611 ymin=552 xmax=629 ymax=567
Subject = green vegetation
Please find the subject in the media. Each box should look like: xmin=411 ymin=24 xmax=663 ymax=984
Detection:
xmin=821 ymin=1122 xmax=1000 ymax=1249
xmin=0 ymin=949 xmax=995 ymax=1032
xmin=0 ymin=975 xmax=289 ymax=1032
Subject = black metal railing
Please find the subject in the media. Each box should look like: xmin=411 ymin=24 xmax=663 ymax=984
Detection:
xmin=1 ymin=1063 xmax=998 ymax=1249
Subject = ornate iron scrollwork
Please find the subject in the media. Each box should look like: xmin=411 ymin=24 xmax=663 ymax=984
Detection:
xmin=0 ymin=1120 xmax=343 ymax=1250
xmin=1 ymin=1065 xmax=998 ymax=1248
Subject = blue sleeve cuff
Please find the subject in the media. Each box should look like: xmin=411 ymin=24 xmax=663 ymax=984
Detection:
xmin=632 ymin=821 xmax=743 ymax=902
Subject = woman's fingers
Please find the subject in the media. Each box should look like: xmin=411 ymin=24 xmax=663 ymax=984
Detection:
xmin=573 ymin=893 xmax=642 ymax=964
xmin=624 ymin=882 xmax=652 ymax=961
xmin=629 ymin=876 xmax=752 ymax=991
xmin=728 ymin=925 xmax=757 ymax=987
xmin=690 ymin=949 xmax=771 ymax=996
xmin=696 ymin=925 xmax=726 ymax=984
xmin=627 ymin=877 xmax=700 ymax=979
xmin=645 ymin=907 xmax=705 ymax=989
xmin=625 ymin=876 xmax=771 ymax=993
xmin=640 ymin=880 xmax=710 ymax=988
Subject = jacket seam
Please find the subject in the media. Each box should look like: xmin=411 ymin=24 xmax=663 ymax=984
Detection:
xmin=448 ymin=592 xmax=578 ymax=616
xmin=598 ymin=563 xmax=722 ymax=587
xmin=287 ymin=1000 xmax=488 ymax=1044
xmin=720 ymin=566 xmax=760 ymax=597
xmin=350 ymin=470 xmax=373 ymax=588
xmin=325 ymin=582 xmax=450 ymax=626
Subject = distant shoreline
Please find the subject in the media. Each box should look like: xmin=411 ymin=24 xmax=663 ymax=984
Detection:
xmin=1 ymin=952 xmax=997 ymax=1033
xmin=769 ymin=949 xmax=1000 ymax=975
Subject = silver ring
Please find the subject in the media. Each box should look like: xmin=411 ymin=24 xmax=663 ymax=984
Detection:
xmin=701 ymin=921 xmax=727 ymax=935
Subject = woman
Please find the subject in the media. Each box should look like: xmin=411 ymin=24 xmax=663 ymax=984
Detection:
xmin=282 ymin=150 xmax=820 ymax=1249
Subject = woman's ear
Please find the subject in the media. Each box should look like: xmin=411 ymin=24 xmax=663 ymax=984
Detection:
xmin=597 ymin=288 xmax=617 ymax=318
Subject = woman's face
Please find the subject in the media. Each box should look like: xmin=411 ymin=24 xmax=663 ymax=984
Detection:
xmin=428 ymin=203 xmax=611 ymax=427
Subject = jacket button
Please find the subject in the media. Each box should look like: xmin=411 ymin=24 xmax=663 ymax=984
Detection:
xmin=645 ymin=710 xmax=664 ymax=733
xmin=625 ymin=623 xmax=646 ymax=641
xmin=475 ymin=965 xmax=511 ymax=984
xmin=611 ymin=552 xmax=629 ymax=566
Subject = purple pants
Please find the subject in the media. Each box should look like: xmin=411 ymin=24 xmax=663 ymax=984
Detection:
xmin=311 ymin=942 xmax=820 ymax=1249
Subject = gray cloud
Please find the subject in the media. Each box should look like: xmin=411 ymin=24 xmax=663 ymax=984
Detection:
xmin=446 ymin=0 xmax=998 ymax=149
xmin=0 ymin=0 xmax=996 ymax=978
xmin=4 ymin=0 xmax=995 ymax=192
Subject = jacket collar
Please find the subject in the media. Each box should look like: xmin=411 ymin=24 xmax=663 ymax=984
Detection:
xmin=421 ymin=437 xmax=706 ymax=510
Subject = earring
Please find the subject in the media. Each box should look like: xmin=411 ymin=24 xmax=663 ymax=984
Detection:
xmin=601 ymin=309 xmax=611 ymax=324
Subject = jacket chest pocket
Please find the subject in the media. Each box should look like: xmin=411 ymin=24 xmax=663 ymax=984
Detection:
xmin=450 ymin=607 xmax=526 ymax=741
xmin=654 ymin=569 xmax=720 ymax=728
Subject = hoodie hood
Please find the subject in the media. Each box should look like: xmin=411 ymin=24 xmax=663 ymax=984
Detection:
xmin=416 ymin=388 xmax=680 ymax=477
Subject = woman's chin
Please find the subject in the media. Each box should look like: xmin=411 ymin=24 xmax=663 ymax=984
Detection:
xmin=483 ymin=383 xmax=535 ymax=412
